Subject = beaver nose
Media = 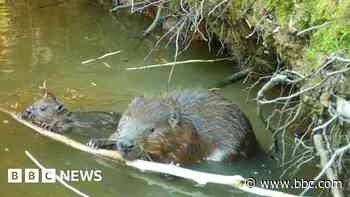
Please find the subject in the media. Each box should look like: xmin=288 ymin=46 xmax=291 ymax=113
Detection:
xmin=117 ymin=140 xmax=135 ymax=153
xmin=22 ymin=108 xmax=33 ymax=118
xmin=25 ymin=109 xmax=32 ymax=115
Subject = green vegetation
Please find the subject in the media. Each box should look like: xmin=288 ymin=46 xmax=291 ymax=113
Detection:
xmin=209 ymin=0 xmax=348 ymax=74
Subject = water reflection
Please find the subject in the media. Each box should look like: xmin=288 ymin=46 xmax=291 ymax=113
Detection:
xmin=0 ymin=0 xmax=12 ymax=66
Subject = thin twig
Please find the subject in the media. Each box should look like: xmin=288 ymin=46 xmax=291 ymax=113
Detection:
xmin=143 ymin=1 xmax=164 ymax=36
xmin=81 ymin=51 xmax=121 ymax=64
xmin=297 ymin=22 xmax=332 ymax=36
xmin=312 ymin=115 xmax=338 ymax=132
xmin=127 ymin=58 xmax=232 ymax=70
xmin=133 ymin=0 xmax=167 ymax=13
xmin=25 ymin=150 xmax=90 ymax=197
xmin=168 ymin=17 xmax=185 ymax=83
xmin=208 ymin=0 xmax=228 ymax=16
xmin=110 ymin=1 xmax=145 ymax=12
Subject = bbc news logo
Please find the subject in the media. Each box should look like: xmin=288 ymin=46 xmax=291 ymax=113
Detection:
xmin=8 ymin=168 xmax=102 ymax=183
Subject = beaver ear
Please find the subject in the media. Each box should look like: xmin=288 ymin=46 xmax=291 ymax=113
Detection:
xmin=168 ymin=112 xmax=180 ymax=130
xmin=45 ymin=92 xmax=56 ymax=99
xmin=43 ymin=91 xmax=48 ymax=98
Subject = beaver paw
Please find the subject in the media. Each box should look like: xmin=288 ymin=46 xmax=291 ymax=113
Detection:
xmin=87 ymin=139 xmax=101 ymax=149
xmin=40 ymin=122 xmax=48 ymax=129
xmin=40 ymin=123 xmax=58 ymax=133
xmin=40 ymin=122 xmax=52 ymax=131
xmin=87 ymin=139 xmax=117 ymax=150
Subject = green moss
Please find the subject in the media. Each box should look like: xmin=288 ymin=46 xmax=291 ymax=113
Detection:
xmin=163 ymin=0 xmax=349 ymax=75
xmin=303 ymin=1 xmax=350 ymax=69
xmin=309 ymin=27 xmax=349 ymax=53
xmin=266 ymin=0 xmax=294 ymax=25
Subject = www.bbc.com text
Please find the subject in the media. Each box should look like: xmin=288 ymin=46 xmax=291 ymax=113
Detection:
xmin=245 ymin=177 xmax=342 ymax=190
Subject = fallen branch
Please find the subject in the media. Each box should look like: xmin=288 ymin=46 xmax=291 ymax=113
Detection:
xmin=126 ymin=57 xmax=232 ymax=70
xmin=81 ymin=51 xmax=121 ymax=64
xmin=0 ymin=106 xmax=297 ymax=197
xmin=25 ymin=150 xmax=90 ymax=197
xmin=127 ymin=160 xmax=298 ymax=197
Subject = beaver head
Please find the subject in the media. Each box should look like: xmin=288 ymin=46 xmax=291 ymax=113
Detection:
xmin=21 ymin=93 xmax=66 ymax=124
xmin=114 ymin=96 xmax=211 ymax=164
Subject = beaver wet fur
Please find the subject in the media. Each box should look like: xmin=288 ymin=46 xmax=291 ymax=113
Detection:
xmin=20 ymin=93 xmax=121 ymax=135
xmin=89 ymin=90 xmax=258 ymax=164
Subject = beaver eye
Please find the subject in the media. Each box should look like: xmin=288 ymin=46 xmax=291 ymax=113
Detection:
xmin=149 ymin=128 xmax=155 ymax=133
xmin=57 ymin=104 xmax=64 ymax=112
xmin=40 ymin=106 xmax=47 ymax=111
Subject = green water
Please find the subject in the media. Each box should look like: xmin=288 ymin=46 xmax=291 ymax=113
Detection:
xmin=0 ymin=0 xmax=312 ymax=196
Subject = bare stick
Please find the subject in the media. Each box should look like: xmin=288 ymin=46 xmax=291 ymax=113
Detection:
xmin=300 ymin=133 xmax=345 ymax=197
xmin=168 ymin=17 xmax=186 ymax=83
xmin=127 ymin=160 xmax=298 ymax=197
xmin=257 ymin=74 xmax=330 ymax=104
xmin=256 ymin=74 xmax=290 ymax=104
xmin=297 ymin=22 xmax=332 ymax=36
xmin=126 ymin=57 xmax=232 ymax=70
xmin=142 ymin=1 xmax=164 ymax=36
xmin=208 ymin=0 xmax=228 ymax=16
xmin=1 ymin=107 xmax=297 ymax=197
xmin=133 ymin=0 xmax=167 ymax=12
xmin=312 ymin=115 xmax=338 ymax=132
xmin=110 ymin=1 xmax=145 ymax=12
xmin=25 ymin=150 xmax=90 ymax=197
xmin=81 ymin=51 xmax=121 ymax=64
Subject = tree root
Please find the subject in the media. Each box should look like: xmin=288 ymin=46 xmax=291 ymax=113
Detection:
xmin=255 ymin=54 xmax=350 ymax=196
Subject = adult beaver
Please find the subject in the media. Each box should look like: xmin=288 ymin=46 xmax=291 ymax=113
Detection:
xmin=89 ymin=90 xmax=258 ymax=164
xmin=20 ymin=93 xmax=121 ymax=136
